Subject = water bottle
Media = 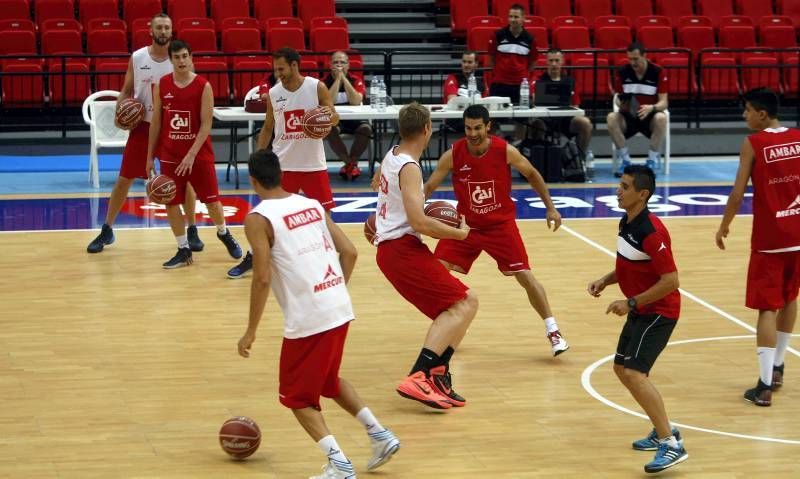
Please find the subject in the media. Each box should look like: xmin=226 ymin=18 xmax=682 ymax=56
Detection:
xmin=585 ymin=149 xmax=595 ymax=182
xmin=467 ymin=74 xmax=477 ymax=101
xmin=370 ymin=76 xmax=379 ymax=110
xmin=519 ymin=78 xmax=530 ymax=108
xmin=377 ymin=79 xmax=387 ymax=112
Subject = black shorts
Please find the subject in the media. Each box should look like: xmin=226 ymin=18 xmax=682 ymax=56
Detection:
xmin=544 ymin=117 xmax=576 ymax=138
xmin=489 ymin=82 xmax=521 ymax=104
xmin=621 ymin=111 xmax=656 ymax=139
xmin=334 ymin=119 xmax=371 ymax=135
xmin=614 ymin=312 xmax=676 ymax=374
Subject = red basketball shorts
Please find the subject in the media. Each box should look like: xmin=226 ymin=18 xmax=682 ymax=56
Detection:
xmin=746 ymin=250 xmax=800 ymax=310
xmin=281 ymin=170 xmax=335 ymax=210
xmin=159 ymin=155 xmax=220 ymax=205
xmin=434 ymin=219 xmax=530 ymax=275
xmin=278 ymin=321 xmax=350 ymax=410
xmin=377 ymin=234 xmax=469 ymax=320
xmin=119 ymin=121 xmax=150 ymax=180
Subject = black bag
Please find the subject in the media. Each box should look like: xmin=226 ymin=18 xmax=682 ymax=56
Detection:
xmin=518 ymin=139 xmax=562 ymax=182
xmin=561 ymin=139 xmax=586 ymax=182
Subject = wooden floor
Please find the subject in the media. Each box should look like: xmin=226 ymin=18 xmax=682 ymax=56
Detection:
xmin=1 ymin=217 xmax=798 ymax=478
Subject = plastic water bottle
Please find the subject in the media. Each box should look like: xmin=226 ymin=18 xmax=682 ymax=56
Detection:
xmin=585 ymin=149 xmax=595 ymax=182
xmin=370 ymin=76 xmax=379 ymax=110
xmin=377 ymin=79 xmax=387 ymax=112
xmin=519 ymin=78 xmax=530 ymax=108
xmin=467 ymin=74 xmax=477 ymax=101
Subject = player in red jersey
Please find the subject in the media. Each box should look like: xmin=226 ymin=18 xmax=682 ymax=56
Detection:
xmin=146 ymin=40 xmax=242 ymax=268
xmin=588 ymin=165 xmax=687 ymax=474
xmin=716 ymin=87 xmax=800 ymax=407
xmin=424 ymin=104 xmax=569 ymax=356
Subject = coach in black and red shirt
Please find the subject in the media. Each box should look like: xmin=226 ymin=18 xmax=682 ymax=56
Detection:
xmin=488 ymin=3 xmax=536 ymax=104
xmin=608 ymin=42 xmax=669 ymax=177
xmin=588 ymin=164 xmax=688 ymax=473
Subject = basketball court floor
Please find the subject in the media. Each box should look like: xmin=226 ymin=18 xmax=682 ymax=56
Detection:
xmin=0 ymin=154 xmax=798 ymax=478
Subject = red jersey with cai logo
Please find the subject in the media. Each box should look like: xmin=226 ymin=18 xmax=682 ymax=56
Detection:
xmin=450 ymin=135 xmax=516 ymax=228
xmin=748 ymin=127 xmax=800 ymax=252
xmin=156 ymin=73 xmax=214 ymax=162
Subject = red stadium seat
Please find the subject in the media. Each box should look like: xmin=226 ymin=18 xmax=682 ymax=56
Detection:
xmin=87 ymin=28 xmax=128 ymax=54
xmin=266 ymin=16 xmax=303 ymax=31
xmin=552 ymin=16 xmax=588 ymax=29
xmin=552 ymin=25 xmax=591 ymax=63
xmin=572 ymin=55 xmax=612 ymax=100
xmin=36 ymin=0 xmax=76 ymax=29
xmin=535 ymin=0 xmax=571 ymax=27
xmin=1 ymin=58 xmax=45 ymax=106
xmin=0 ymin=30 xmax=36 ymax=55
xmin=678 ymin=16 xmax=714 ymax=28
xmin=232 ymin=54 xmax=271 ymax=102
xmin=700 ymin=51 xmax=740 ymax=97
xmin=736 ymin=0 xmax=774 ymax=24
xmin=741 ymin=51 xmax=782 ymax=91
xmin=525 ymin=24 xmax=548 ymax=51
xmin=300 ymin=58 xmax=319 ymax=77
xmin=467 ymin=25 xmax=495 ymax=62
xmin=79 ymin=0 xmax=119 ymax=31
xmin=254 ymin=0 xmax=292 ymax=24
xmin=211 ymin=0 xmax=249 ymax=32
xmin=310 ymin=27 xmax=349 ymax=54
xmin=179 ymin=28 xmax=218 ymax=52
xmin=719 ymin=23 xmax=757 ymax=59
xmin=131 ymin=27 xmax=151 ymax=49
xmin=782 ymin=54 xmax=800 ymax=97
xmin=49 ymin=60 xmax=92 ymax=106
xmin=616 ymin=0 xmax=654 ymax=28
xmin=450 ymin=0 xmax=489 ymax=37
xmin=634 ymin=15 xmax=672 ymax=33
xmin=222 ymin=17 xmax=260 ymax=32
xmin=267 ymin=26 xmax=305 ymax=52
xmin=194 ymin=56 xmax=230 ymax=102
xmin=638 ymin=25 xmax=675 ymax=50
xmin=168 ymin=0 xmax=206 ymax=29
xmin=0 ymin=0 xmax=31 ymax=22
xmin=87 ymin=18 xmax=126 ymax=34
xmin=678 ymin=24 xmax=716 ymax=57
xmin=0 ymin=18 xmax=35 ymax=33
xmin=593 ymin=15 xmax=629 ymax=29
xmin=42 ymin=30 xmax=84 ymax=55
xmin=657 ymin=52 xmax=694 ymax=98
xmin=719 ymin=15 xmax=754 ymax=26
xmin=761 ymin=23 xmax=797 ymax=61
xmin=759 ymin=15 xmax=794 ymax=28
xmin=124 ymin=0 xmax=162 ymax=31
xmin=40 ymin=18 xmax=82 ymax=35
xmin=94 ymin=57 xmax=128 ymax=91
xmin=575 ymin=0 xmax=613 ymax=29
xmin=696 ymin=0 xmax=735 ymax=29
xmin=777 ymin=0 xmax=800 ymax=29
xmin=222 ymin=27 xmax=261 ymax=54
xmin=654 ymin=0 xmax=694 ymax=28
xmin=466 ymin=15 xmax=502 ymax=34
xmin=595 ymin=24 xmax=632 ymax=64
xmin=176 ymin=17 xmax=214 ymax=33
xmin=297 ymin=0 xmax=336 ymax=31
xmin=311 ymin=16 xmax=347 ymax=31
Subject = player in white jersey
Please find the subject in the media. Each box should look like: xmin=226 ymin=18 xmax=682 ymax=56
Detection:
xmin=87 ymin=13 xmax=203 ymax=254
xmin=238 ymin=150 xmax=399 ymax=479
xmin=228 ymin=47 xmax=339 ymax=279
xmin=375 ymin=103 xmax=478 ymax=409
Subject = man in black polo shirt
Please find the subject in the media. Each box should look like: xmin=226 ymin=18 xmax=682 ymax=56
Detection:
xmin=488 ymin=3 xmax=536 ymax=103
xmin=587 ymin=165 xmax=688 ymax=474
xmin=607 ymin=42 xmax=669 ymax=177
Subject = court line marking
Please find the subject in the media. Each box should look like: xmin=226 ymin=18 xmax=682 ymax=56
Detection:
xmin=581 ymin=335 xmax=800 ymax=445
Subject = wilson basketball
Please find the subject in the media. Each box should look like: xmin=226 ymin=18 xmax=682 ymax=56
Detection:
xmin=146 ymin=174 xmax=177 ymax=204
xmin=424 ymin=200 xmax=460 ymax=228
xmin=219 ymin=416 xmax=261 ymax=460
xmin=302 ymin=107 xmax=333 ymax=139
xmin=364 ymin=213 xmax=377 ymax=245
xmin=115 ymin=98 xmax=145 ymax=130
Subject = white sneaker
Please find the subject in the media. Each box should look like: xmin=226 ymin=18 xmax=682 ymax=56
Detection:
xmin=367 ymin=429 xmax=401 ymax=471
xmin=547 ymin=330 xmax=569 ymax=356
xmin=310 ymin=460 xmax=356 ymax=479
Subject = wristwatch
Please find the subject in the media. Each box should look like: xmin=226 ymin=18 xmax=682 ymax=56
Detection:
xmin=627 ymin=297 xmax=638 ymax=310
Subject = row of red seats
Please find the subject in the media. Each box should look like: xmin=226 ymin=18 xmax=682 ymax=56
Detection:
xmin=0 ymin=0 xmax=334 ymax=31
xmin=0 ymin=16 xmax=349 ymax=56
xmin=0 ymin=51 xmax=364 ymax=107
xmin=451 ymin=0 xmax=800 ymax=36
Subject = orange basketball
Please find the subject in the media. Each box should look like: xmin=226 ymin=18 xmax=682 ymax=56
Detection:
xmin=146 ymin=174 xmax=177 ymax=204
xmin=364 ymin=213 xmax=377 ymax=245
xmin=115 ymin=98 xmax=145 ymax=130
xmin=424 ymin=200 xmax=460 ymax=228
xmin=302 ymin=107 xmax=333 ymax=139
xmin=219 ymin=416 xmax=261 ymax=460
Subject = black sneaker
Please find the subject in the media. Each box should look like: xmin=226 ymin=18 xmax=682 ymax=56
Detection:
xmin=163 ymin=247 xmax=192 ymax=269
xmin=187 ymin=225 xmax=204 ymax=252
xmin=773 ymin=363 xmax=784 ymax=390
xmin=429 ymin=365 xmax=466 ymax=407
xmin=87 ymin=224 xmax=114 ymax=253
xmin=217 ymin=229 xmax=243 ymax=259
xmin=227 ymin=251 xmax=253 ymax=279
xmin=743 ymin=379 xmax=772 ymax=406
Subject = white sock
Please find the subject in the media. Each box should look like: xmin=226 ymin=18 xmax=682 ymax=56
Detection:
xmin=775 ymin=332 xmax=792 ymax=367
xmin=356 ymin=407 xmax=385 ymax=434
xmin=617 ymin=147 xmax=629 ymax=160
xmin=543 ymin=316 xmax=558 ymax=334
xmin=216 ymin=223 xmax=227 ymax=235
xmin=176 ymin=235 xmax=188 ymax=249
xmin=758 ymin=347 xmax=776 ymax=386
xmin=648 ymin=149 xmax=660 ymax=162
xmin=317 ymin=435 xmax=352 ymax=472
xmin=660 ymin=435 xmax=679 ymax=448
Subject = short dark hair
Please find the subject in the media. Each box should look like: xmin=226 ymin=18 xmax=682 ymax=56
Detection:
xmin=743 ymin=87 xmax=779 ymax=118
xmin=509 ymin=3 xmax=525 ymax=13
xmin=249 ymin=149 xmax=282 ymax=189
xmin=546 ymin=47 xmax=563 ymax=56
xmin=627 ymin=42 xmax=645 ymax=55
xmin=463 ymin=50 xmax=477 ymax=58
xmin=623 ymin=164 xmax=656 ymax=201
xmin=463 ymin=104 xmax=490 ymax=124
xmin=274 ymin=47 xmax=301 ymax=66
xmin=168 ymin=39 xmax=191 ymax=57
xmin=151 ymin=13 xmax=170 ymax=23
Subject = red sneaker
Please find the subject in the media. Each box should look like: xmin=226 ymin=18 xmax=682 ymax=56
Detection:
xmin=396 ymin=371 xmax=452 ymax=409
xmin=429 ymin=365 xmax=466 ymax=407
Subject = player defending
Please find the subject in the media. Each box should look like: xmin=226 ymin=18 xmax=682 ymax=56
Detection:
xmin=87 ymin=13 xmax=203 ymax=254
xmin=716 ymin=87 xmax=800 ymax=407
xmin=424 ymin=104 xmax=569 ymax=356
xmin=238 ymin=150 xmax=400 ymax=479
xmin=375 ymin=103 xmax=479 ymax=409
xmin=587 ymin=165 xmax=687 ymax=474
xmin=227 ymin=47 xmax=339 ymax=279
xmin=146 ymin=40 xmax=242 ymax=268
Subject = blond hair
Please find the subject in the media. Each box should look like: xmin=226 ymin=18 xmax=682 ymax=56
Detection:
xmin=398 ymin=102 xmax=430 ymax=139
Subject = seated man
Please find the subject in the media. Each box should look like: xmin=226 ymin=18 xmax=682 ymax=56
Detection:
xmin=442 ymin=51 xmax=486 ymax=136
xmin=531 ymin=48 xmax=593 ymax=159
xmin=322 ymin=50 xmax=372 ymax=180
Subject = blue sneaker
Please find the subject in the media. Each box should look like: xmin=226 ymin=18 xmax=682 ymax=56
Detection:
xmin=632 ymin=427 xmax=682 ymax=451
xmin=216 ymin=229 xmax=242 ymax=259
xmin=644 ymin=441 xmax=688 ymax=473
xmin=614 ymin=159 xmax=632 ymax=178
xmin=646 ymin=159 xmax=657 ymax=171
xmin=87 ymin=224 xmax=114 ymax=253
xmin=227 ymin=251 xmax=252 ymax=279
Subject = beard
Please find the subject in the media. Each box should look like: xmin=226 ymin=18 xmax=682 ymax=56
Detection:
xmin=153 ymin=35 xmax=170 ymax=46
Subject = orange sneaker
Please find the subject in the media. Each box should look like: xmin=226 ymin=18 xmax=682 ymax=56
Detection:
xmin=396 ymin=371 xmax=452 ymax=409
xmin=429 ymin=365 xmax=466 ymax=407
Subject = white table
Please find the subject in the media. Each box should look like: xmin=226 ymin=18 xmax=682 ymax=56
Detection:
xmin=213 ymin=105 xmax=585 ymax=188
